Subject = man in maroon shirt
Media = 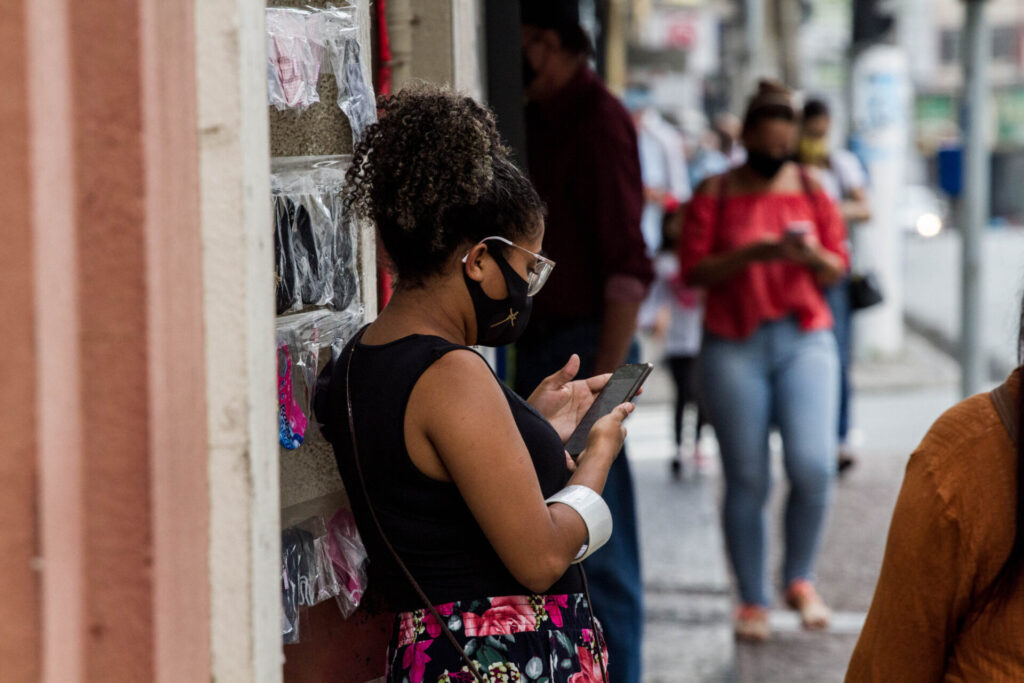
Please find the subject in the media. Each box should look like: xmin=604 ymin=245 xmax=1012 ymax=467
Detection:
xmin=516 ymin=3 xmax=653 ymax=681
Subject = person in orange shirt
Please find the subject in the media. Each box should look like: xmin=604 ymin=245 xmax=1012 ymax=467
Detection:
xmin=846 ymin=300 xmax=1024 ymax=681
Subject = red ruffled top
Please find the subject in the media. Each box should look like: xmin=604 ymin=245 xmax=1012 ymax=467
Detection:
xmin=679 ymin=190 xmax=849 ymax=340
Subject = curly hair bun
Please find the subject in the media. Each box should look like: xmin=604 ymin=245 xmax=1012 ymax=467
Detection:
xmin=743 ymin=79 xmax=796 ymax=133
xmin=345 ymin=83 xmax=543 ymax=286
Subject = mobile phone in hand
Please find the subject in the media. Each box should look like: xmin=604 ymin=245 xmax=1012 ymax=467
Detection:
xmin=784 ymin=220 xmax=813 ymax=242
xmin=565 ymin=363 xmax=653 ymax=457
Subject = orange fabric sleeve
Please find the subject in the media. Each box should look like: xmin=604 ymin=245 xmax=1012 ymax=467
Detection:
xmin=845 ymin=450 xmax=974 ymax=682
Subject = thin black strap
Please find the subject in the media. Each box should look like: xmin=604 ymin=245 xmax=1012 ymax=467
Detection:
xmin=344 ymin=326 xmax=484 ymax=682
xmin=991 ymin=381 xmax=1019 ymax=445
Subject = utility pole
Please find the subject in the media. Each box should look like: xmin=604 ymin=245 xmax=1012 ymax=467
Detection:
xmin=960 ymin=0 xmax=990 ymax=397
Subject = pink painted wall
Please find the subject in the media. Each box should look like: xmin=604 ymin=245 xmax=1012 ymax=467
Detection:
xmin=2 ymin=0 xmax=209 ymax=679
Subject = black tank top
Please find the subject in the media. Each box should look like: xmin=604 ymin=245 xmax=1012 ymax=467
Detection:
xmin=317 ymin=332 xmax=584 ymax=611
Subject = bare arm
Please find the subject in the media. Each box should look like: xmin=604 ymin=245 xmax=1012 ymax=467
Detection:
xmin=409 ymin=350 xmax=631 ymax=593
xmin=779 ymin=234 xmax=846 ymax=286
xmin=685 ymin=239 xmax=781 ymax=288
xmin=840 ymin=186 xmax=871 ymax=223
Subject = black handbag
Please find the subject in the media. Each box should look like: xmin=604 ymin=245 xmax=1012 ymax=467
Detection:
xmin=848 ymin=271 xmax=884 ymax=311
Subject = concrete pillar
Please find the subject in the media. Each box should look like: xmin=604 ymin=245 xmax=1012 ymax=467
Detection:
xmin=195 ymin=0 xmax=280 ymax=680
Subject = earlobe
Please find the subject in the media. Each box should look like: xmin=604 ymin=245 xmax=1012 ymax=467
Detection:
xmin=464 ymin=244 xmax=488 ymax=282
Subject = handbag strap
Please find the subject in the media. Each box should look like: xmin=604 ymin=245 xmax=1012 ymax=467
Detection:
xmin=991 ymin=380 xmax=1019 ymax=446
xmin=344 ymin=326 xmax=484 ymax=682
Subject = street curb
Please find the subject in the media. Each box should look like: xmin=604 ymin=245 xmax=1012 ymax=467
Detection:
xmin=904 ymin=312 xmax=1015 ymax=379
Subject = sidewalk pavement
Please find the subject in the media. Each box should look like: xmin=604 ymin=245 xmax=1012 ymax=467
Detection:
xmin=629 ymin=331 xmax=964 ymax=682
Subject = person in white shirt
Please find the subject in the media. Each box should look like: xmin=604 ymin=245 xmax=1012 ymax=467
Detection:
xmin=799 ymin=98 xmax=871 ymax=474
xmin=626 ymin=86 xmax=692 ymax=254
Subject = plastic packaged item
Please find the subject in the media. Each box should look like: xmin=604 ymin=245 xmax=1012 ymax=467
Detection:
xmin=277 ymin=342 xmax=309 ymax=450
xmin=282 ymin=514 xmax=357 ymax=642
xmin=325 ymin=507 xmax=369 ymax=618
xmin=306 ymin=3 xmax=377 ymax=143
xmin=281 ymin=524 xmax=316 ymax=643
xmin=265 ymin=5 xmax=377 ymax=142
xmin=266 ymin=8 xmax=322 ymax=111
xmin=272 ymin=156 xmax=361 ymax=315
xmin=276 ymin=309 xmax=364 ymax=449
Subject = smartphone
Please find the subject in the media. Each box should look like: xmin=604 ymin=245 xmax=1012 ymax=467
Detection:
xmin=784 ymin=220 xmax=813 ymax=241
xmin=565 ymin=363 xmax=653 ymax=457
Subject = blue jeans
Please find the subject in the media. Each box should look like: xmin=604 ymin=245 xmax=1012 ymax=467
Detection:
xmin=698 ymin=319 xmax=838 ymax=607
xmin=516 ymin=321 xmax=644 ymax=683
xmin=825 ymin=279 xmax=852 ymax=442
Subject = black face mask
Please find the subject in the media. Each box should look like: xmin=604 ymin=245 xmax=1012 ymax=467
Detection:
xmin=746 ymin=149 xmax=791 ymax=179
xmin=464 ymin=249 xmax=533 ymax=347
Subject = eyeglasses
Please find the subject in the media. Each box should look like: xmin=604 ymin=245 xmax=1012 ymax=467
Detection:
xmin=462 ymin=235 xmax=556 ymax=296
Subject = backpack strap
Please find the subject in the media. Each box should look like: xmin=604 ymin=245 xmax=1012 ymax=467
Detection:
xmin=991 ymin=380 xmax=1019 ymax=446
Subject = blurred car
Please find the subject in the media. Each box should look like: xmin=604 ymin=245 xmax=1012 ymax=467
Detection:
xmin=898 ymin=184 xmax=949 ymax=238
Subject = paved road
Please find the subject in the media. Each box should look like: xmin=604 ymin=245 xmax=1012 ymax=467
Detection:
xmin=628 ymin=333 xmax=965 ymax=682
xmin=904 ymin=229 xmax=1024 ymax=375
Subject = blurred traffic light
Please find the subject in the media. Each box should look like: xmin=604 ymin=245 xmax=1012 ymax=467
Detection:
xmin=853 ymin=0 xmax=895 ymax=47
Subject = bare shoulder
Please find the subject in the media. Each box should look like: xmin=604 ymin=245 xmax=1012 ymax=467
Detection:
xmin=417 ymin=347 xmax=498 ymax=399
xmin=694 ymin=172 xmax=727 ymax=198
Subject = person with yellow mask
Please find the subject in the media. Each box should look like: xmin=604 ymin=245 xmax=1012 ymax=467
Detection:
xmin=799 ymin=98 xmax=872 ymax=475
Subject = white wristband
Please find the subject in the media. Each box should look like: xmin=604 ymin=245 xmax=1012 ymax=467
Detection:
xmin=545 ymin=485 xmax=613 ymax=564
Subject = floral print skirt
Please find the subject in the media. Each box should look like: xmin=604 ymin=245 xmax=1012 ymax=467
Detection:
xmin=386 ymin=593 xmax=608 ymax=683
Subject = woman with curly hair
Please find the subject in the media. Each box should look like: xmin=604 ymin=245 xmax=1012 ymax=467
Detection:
xmin=315 ymin=84 xmax=629 ymax=681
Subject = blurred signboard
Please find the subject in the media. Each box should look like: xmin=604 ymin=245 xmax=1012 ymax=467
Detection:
xmin=640 ymin=8 xmax=700 ymax=50
xmin=995 ymin=86 xmax=1024 ymax=147
xmin=636 ymin=7 xmax=717 ymax=74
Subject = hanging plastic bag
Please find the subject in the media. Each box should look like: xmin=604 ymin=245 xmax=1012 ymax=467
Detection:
xmin=281 ymin=523 xmax=316 ymax=643
xmin=326 ymin=506 xmax=369 ymax=618
xmin=272 ymin=156 xmax=361 ymax=315
xmin=266 ymin=8 xmax=323 ymax=111
xmin=276 ymin=309 xmax=364 ymax=450
xmin=307 ymin=4 xmax=378 ymax=144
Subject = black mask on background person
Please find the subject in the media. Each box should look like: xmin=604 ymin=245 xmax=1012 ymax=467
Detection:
xmin=746 ymin=149 xmax=791 ymax=179
xmin=464 ymin=248 xmax=533 ymax=347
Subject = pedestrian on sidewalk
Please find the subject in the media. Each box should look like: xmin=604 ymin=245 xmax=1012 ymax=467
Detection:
xmin=517 ymin=2 xmax=654 ymax=681
xmin=846 ymin=300 xmax=1024 ymax=681
xmin=638 ymin=209 xmax=707 ymax=477
xmin=798 ymin=98 xmax=872 ymax=474
xmin=316 ymin=85 xmax=633 ymax=681
xmin=679 ymin=80 xmax=849 ymax=642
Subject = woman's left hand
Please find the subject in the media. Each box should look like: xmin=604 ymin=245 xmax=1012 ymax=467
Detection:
xmin=527 ymin=354 xmax=611 ymax=443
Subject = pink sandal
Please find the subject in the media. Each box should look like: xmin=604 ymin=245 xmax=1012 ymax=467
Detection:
xmin=785 ymin=579 xmax=831 ymax=630
xmin=734 ymin=604 xmax=770 ymax=642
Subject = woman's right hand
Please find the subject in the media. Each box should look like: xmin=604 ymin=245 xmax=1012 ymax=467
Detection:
xmin=581 ymin=402 xmax=635 ymax=463
xmin=744 ymin=237 xmax=783 ymax=262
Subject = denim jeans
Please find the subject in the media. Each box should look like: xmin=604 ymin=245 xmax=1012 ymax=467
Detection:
xmin=698 ymin=318 xmax=838 ymax=607
xmin=825 ymin=278 xmax=852 ymax=442
xmin=516 ymin=321 xmax=644 ymax=683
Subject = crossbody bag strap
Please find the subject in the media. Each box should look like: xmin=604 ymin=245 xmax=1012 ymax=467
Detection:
xmin=344 ymin=326 xmax=484 ymax=682
xmin=991 ymin=381 xmax=1019 ymax=445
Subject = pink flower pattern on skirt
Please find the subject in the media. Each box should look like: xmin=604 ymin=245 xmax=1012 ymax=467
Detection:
xmin=387 ymin=593 xmax=606 ymax=683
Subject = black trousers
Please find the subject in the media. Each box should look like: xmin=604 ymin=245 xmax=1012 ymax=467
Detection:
xmin=667 ymin=355 xmax=705 ymax=447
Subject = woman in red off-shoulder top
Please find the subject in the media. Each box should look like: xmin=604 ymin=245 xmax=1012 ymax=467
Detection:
xmin=679 ymin=81 xmax=849 ymax=642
